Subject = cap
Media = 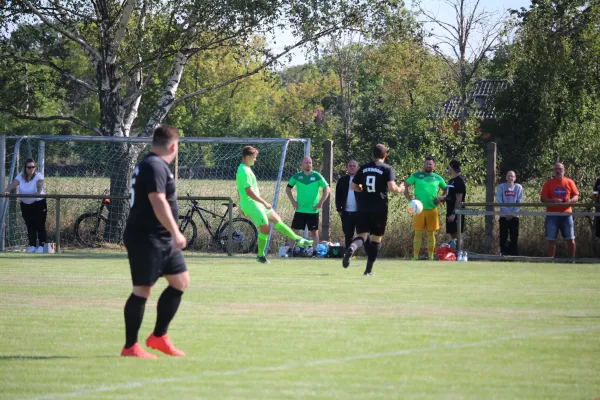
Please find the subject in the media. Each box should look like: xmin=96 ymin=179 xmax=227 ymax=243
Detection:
xmin=449 ymin=160 xmax=461 ymax=172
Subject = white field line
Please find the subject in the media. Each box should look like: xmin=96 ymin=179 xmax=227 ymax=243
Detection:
xmin=27 ymin=326 xmax=600 ymax=400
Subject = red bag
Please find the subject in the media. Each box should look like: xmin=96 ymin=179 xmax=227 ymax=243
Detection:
xmin=435 ymin=246 xmax=457 ymax=261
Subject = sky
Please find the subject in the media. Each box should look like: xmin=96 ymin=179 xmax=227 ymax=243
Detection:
xmin=269 ymin=0 xmax=533 ymax=67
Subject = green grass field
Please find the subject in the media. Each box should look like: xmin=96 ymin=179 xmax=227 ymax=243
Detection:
xmin=1 ymin=253 xmax=599 ymax=399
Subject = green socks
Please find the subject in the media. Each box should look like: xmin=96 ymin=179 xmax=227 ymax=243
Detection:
xmin=257 ymin=232 xmax=268 ymax=257
xmin=275 ymin=221 xmax=299 ymax=240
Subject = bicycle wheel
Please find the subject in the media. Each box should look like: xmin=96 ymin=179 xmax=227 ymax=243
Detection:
xmin=179 ymin=216 xmax=197 ymax=250
xmin=74 ymin=212 xmax=107 ymax=247
xmin=217 ymin=218 xmax=258 ymax=254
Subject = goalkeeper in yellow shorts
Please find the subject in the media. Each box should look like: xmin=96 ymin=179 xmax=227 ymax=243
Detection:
xmin=236 ymin=146 xmax=312 ymax=263
xmin=404 ymin=156 xmax=447 ymax=260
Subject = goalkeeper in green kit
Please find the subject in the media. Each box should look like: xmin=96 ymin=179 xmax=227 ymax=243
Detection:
xmin=236 ymin=146 xmax=313 ymax=263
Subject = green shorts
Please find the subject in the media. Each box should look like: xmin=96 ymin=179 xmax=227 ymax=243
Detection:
xmin=242 ymin=202 xmax=271 ymax=226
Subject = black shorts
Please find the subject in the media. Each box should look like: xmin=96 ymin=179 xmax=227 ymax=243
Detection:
xmin=356 ymin=211 xmax=388 ymax=236
xmin=446 ymin=213 xmax=465 ymax=234
xmin=124 ymin=233 xmax=187 ymax=286
xmin=291 ymin=212 xmax=319 ymax=231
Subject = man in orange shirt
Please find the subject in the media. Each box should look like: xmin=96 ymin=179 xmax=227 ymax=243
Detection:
xmin=540 ymin=163 xmax=579 ymax=259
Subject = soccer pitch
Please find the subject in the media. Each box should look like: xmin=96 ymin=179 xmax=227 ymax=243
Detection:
xmin=0 ymin=253 xmax=599 ymax=399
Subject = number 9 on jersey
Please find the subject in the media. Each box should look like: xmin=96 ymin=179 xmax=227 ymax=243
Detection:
xmin=366 ymin=176 xmax=376 ymax=192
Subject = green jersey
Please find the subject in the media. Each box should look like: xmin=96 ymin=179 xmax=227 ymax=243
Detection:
xmin=406 ymin=172 xmax=447 ymax=210
xmin=288 ymin=171 xmax=329 ymax=214
xmin=236 ymin=163 xmax=260 ymax=209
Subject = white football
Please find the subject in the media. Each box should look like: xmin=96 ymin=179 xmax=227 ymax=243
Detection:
xmin=407 ymin=199 xmax=423 ymax=215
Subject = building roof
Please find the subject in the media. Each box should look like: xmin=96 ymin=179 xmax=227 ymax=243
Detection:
xmin=434 ymin=79 xmax=508 ymax=120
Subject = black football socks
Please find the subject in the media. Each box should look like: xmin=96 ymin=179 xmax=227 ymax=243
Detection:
xmin=364 ymin=239 xmax=381 ymax=274
xmin=154 ymin=286 xmax=184 ymax=337
xmin=124 ymin=293 xmax=147 ymax=348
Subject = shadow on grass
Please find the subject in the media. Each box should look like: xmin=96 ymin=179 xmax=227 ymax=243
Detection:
xmin=0 ymin=355 xmax=118 ymax=360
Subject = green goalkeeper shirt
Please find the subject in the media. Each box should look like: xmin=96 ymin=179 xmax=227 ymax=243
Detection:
xmin=287 ymin=171 xmax=329 ymax=214
xmin=236 ymin=163 xmax=260 ymax=209
xmin=406 ymin=171 xmax=447 ymax=210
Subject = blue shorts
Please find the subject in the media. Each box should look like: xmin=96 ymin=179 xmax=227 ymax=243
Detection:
xmin=545 ymin=215 xmax=575 ymax=241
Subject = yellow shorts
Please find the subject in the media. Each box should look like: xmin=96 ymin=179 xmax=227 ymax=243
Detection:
xmin=413 ymin=208 xmax=439 ymax=232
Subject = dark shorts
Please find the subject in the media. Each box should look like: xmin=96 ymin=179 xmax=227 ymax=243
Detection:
xmin=124 ymin=233 xmax=187 ymax=286
xmin=446 ymin=213 xmax=465 ymax=234
xmin=356 ymin=211 xmax=388 ymax=236
xmin=291 ymin=212 xmax=319 ymax=231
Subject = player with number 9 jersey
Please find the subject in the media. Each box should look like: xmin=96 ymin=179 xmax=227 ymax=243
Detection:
xmin=342 ymin=144 xmax=403 ymax=275
xmin=353 ymin=161 xmax=397 ymax=213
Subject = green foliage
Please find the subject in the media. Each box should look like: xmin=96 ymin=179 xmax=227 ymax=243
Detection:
xmin=491 ymin=0 xmax=600 ymax=187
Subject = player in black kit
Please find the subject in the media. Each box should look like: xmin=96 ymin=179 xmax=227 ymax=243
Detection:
xmin=342 ymin=144 xmax=405 ymax=275
xmin=121 ymin=124 xmax=189 ymax=358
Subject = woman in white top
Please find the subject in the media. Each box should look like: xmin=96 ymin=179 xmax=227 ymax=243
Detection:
xmin=4 ymin=158 xmax=48 ymax=253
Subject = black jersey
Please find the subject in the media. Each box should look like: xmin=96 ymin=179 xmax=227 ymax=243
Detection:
xmin=353 ymin=161 xmax=396 ymax=212
xmin=446 ymin=175 xmax=466 ymax=213
xmin=125 ymin=153 xmax=178 ymax=239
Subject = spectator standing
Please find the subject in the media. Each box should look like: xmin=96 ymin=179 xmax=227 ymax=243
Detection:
xmin=4 ymin=158 xmax=47 ymax=253
xmin=497 ymin=171 xmax=524 ymax=256
xmin=335 ymin=160 xmax=360 ymax=249
xmin=286 ymin=156 xmax=331 ymax=257
xmin=540 ymin=163 xmax=579 ymax=259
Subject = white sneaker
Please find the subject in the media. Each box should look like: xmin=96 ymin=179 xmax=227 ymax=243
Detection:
xmin=26 ymin=246 xmax=36 ymax=253
xmin=36 ymin=246 xmax=44 ymax=253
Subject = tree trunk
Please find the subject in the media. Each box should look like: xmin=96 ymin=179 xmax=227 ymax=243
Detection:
xmin=103 ymin=142 xmax=147 ymax=242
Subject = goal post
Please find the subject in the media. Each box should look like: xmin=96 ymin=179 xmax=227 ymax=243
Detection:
xmin=1 ymin=135 xmax=310 ymax=254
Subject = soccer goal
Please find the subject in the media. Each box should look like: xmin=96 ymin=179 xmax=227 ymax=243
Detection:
xmin=0 ymin=135 xmax=310 ymax=253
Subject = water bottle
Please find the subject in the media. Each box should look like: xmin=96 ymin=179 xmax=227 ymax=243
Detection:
xmin=462 ymin=252 xmax=468 ymax=262
xmin=457 ymin=251 xmax=463 ymax=261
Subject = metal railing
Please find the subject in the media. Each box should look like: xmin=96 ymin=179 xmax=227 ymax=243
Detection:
xmin=0 ymin=194 xmax=234 ymax=255
xmin=455 ymin=202 xmax=600 ymax=260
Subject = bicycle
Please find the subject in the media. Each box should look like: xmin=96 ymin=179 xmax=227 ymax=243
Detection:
xmin=74 ymin=188 xmax=110 ymax=247
xmin=178 ymin=195 xmax=258 ymax=254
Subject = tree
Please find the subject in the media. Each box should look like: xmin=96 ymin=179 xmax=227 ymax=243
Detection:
xmin=418 ymin=0 xmax=508 ymax=128
xmin=0 ymin=0 xmax=399 ymax=239
xmin=491 ymin=0 xmax=600 ymax=184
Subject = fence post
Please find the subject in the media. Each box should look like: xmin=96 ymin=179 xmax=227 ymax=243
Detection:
xmin=485 ymin=142 xmax=497 ymax=252
xmin=55 ymin=197 xmax=61 ymax=253
xmin=0 ymin=135 xmax=5 ymax=252
xmin=322 ymin=140 xmax=333 ymax=241
xmin=228 ymin=197 xmax=233 ymax=257
xmin=456 ymin=204 xmax=463 ymax=252
xmin=38 ymin=140 xmax=45 ymax=175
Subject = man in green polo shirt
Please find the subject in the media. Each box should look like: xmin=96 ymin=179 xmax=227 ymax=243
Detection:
xmin=286 ymin=156 xmax=331 ymax=257
xmin=404 ymin=156 xmax=447 ymax=260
